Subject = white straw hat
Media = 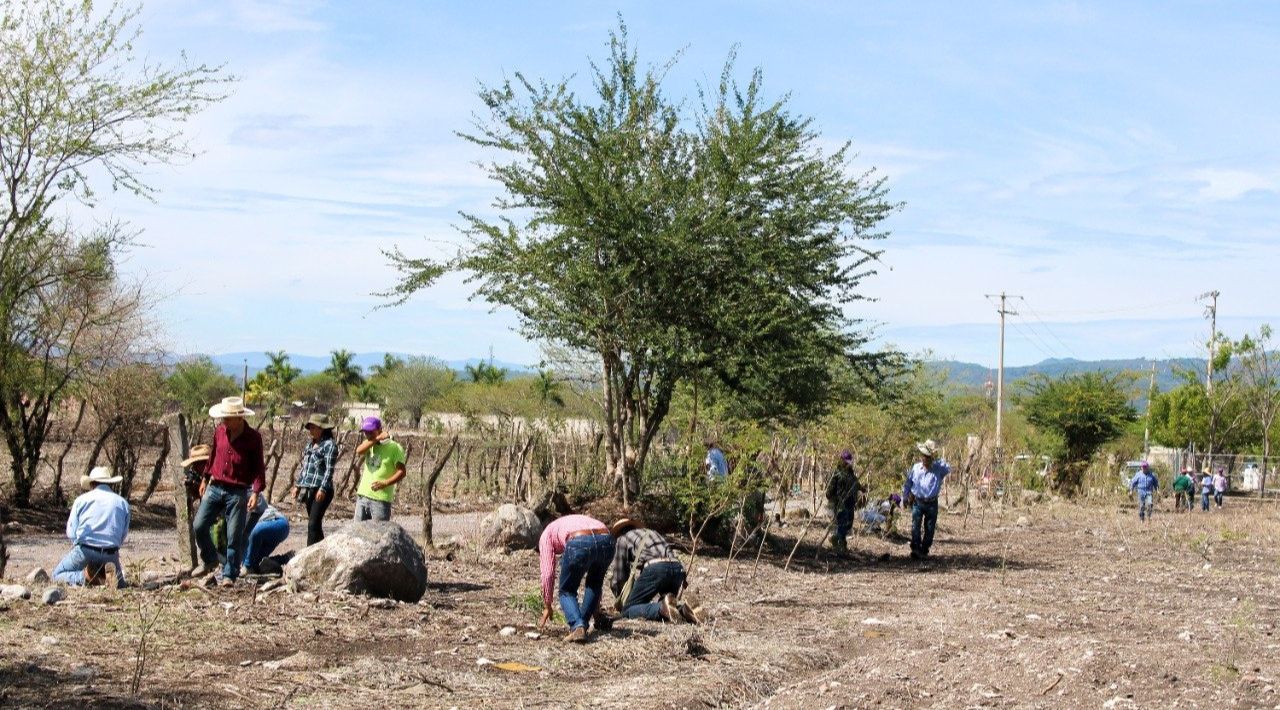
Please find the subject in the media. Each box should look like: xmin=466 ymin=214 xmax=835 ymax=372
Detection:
xmin=209 ymin=396 xmax=255 ymax=419
xmin=84 ymin=466 xmax=123 ymax=485
xmin=916 ymin=439 xmax=939 ymax=457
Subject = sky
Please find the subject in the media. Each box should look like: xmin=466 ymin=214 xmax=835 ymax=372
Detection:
xmin=75 ymin=0 xmax=1280 ymax=368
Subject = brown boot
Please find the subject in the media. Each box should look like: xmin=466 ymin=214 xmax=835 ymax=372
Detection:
xmin=83 ymin=564 xmax=104 ymax=586
xmin=103 ymin=565 xmax=118 ymax=590
xmin=660 ymin=594 xmax=686 ymax=624
xmin=563 ymin=627 xmax=587 ymax=643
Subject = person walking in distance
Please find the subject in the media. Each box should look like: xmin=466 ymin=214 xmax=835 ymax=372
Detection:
xmin=1199 ymin=470 xmax=1213 ymax=512
xmin=1172 ymin=468 xmax=1194 ymax=513
xmin=902 ymin=439 xmax=950 ymax=560
xmin=1128 ymin=461 xmax=1158 ymax=522
xmin=825 ymin=450 xmax=861 ymax=552
xmin=1213 ymin=468 xmax=1228 ymax=508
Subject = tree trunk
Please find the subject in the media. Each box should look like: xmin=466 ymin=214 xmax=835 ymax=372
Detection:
xmin=140 ymin=429 xmax=171 ymax=504
xmin=51 ymin=399 xmax=88 ymax=506
xmin=422 ymin=436 xmax=460 ymax=548
xmin=163 ymin=413 xmax=197 ymax=570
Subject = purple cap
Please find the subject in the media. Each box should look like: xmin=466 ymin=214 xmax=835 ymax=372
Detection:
xmin=840 ymin=450 xmax=853 ymax=462
xmin=360 ymin=416 xmax=382 ymax=432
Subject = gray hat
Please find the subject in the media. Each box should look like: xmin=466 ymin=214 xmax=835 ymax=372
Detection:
xmin=302 ymin=413 xmax=335 ymax=431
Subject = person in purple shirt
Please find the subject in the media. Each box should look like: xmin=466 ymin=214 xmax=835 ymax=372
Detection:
xmin=902 ymin=439 xmax=950 ymax=560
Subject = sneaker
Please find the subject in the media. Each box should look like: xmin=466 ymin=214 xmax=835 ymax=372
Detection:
xmin=563 ymin=627 xmax=587 ymax=643
xmin=660 ymin=594 xmax=686 ymax=624
xmin=217 ymin=576 xmax=235 ymax=588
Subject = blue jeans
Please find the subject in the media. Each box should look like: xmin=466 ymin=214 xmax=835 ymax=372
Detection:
xmin=1214 ymin=491 xmax=1224 ymax=507
xmin=834 ymin=507 xmax=854 ymax=541
xmin=558 ymin=533 xmax=615 ymax=631
xmin=620 ymin=561 xmax=686 ymax=621
xmin=1137 ymin=491 xmax=1153 ymax=520
xmin=910 ymin=499 xmax=939 ymax=556
xmin=354 ymin=496 xmax=392 ymax=521
xmin=244 ymin=517 xmax=290 ymax=571
xmin=53 ymin=545 xmax=124 ymax=587
xmin=1201 ymin=490 xmax=1211 ymax=511
xmin=193 ymin=483 xmax=249 ymax=580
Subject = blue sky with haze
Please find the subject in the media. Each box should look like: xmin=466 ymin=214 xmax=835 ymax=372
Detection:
xmin=102 ymin=1 xmax=1280 ymax=368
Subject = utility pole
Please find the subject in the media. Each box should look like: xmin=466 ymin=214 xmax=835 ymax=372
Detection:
xmin=1198 ymin=290 xmax=1220 ymax=471
xmin=985 ymin=292 xmax=1019 ymax=472
xmin=1199 ymin=290 xmax=1220 ymax=392
xmin=242 ymin=358 xmax=248 ymax=401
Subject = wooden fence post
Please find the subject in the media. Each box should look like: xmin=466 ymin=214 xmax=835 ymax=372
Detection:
xmin=163 ymin=413 xmax=196 ymax=569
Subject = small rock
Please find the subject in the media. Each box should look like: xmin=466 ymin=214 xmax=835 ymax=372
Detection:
xmin=41 ymin=588 xmax=64 ymax=605
xmin=1178 ymin=630 xmax=1193 ymax=642
xmin=69 ymin=664 xmax=95 ymax=680
xmin=26 ymin=567 xmax=50 ymax=584
xmin=476 ymin=657 xmax=493 ymax=666
xmin=861 ymin=618 xmax=888 ymax=625
xmin=525 ymin=632 xmax=541 ymax=640
xmin=239 ymin=660 xmax=252 ymax=667
xmin=0 ymin=584 xmax=31 ymax=600
xmin=1016 ymin=516 xmax=1030 ymax=527
xmin=39 ymin=635 xmax=59 ymax=645
xmin=300 ymin=592 xmax=317 ymax=602
xmin=499 ymin=626 xmax=517 ymax=637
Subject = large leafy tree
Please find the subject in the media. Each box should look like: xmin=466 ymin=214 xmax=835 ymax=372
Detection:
xmin=386 ymin=24 xmax=896 ymax=501
xmin=1234 ymin=326 xmax=1280 ymax=494
xmin=166 ymin=356 xmax=238 ymax=419
xmin=0 ymin=0 xmax=226 ymax=512
xmin=382 ymin=357 xmax=456 ymax=428
xmin=1018 ymin=372 xmax=1137 ymax=492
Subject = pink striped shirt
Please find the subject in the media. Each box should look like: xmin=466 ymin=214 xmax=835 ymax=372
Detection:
xmin=538 ymin=514 xmax=608 ymax=607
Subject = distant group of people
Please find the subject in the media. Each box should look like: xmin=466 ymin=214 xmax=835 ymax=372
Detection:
xmin=54 ymin=396 xmax=412 ymax=588
xmin=1129 ymin=461 xmax=1230 ymax=521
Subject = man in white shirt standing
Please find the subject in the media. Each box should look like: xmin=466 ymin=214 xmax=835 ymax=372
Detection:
xmin=53 ymin=466 xmax=130 ymax=587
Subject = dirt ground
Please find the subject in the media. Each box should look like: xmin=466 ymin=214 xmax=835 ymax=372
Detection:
xmin=1 ymin=496 xmax=1278 ymax=709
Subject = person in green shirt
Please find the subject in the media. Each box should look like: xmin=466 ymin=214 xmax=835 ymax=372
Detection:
xmin=1172 ymin=468 xmax=1194 ymax=513
xmin=353 ymin=416 xmax=406 ymax=521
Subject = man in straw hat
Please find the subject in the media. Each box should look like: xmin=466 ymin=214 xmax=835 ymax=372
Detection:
xmin=191 ymin=397 xmax=266 ymax=586
xmin=53 ymin=466 xmax=130 ymax=587
xmin=608 ymin=518 xmax=699 ymax=624
xmin=902 ymin=439 xmax=951 ymax=560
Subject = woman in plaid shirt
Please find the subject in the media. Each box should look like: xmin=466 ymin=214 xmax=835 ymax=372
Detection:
xmin=293 ymin=413 xmax=338 ymax=545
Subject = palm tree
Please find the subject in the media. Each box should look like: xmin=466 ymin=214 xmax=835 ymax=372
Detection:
xmin=464 ymin=360 xmax=507 ymax=385
xmin=532 ymin=369 xmax=565 ymax=409
xmin=325 ymin=349 xmax=365 ymax=395
xmin=263 ymin=350 xmax=300 ymax=387
xmin=369 ymin=353 xmax=405 ymax=379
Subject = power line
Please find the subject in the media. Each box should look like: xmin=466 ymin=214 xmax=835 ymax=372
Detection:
xmin=1018 ymin=298 xmax=1078 ymax=359
xmin=1008 ymin=319 xmax=1058 ymax=360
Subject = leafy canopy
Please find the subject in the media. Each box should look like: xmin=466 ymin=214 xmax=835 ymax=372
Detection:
xmin=1017 ymin=371 xmax=1137 ymax=465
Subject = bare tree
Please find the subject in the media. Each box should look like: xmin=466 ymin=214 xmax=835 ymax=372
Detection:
xmin=1234 ymin=326 xmax=1280 ymax=496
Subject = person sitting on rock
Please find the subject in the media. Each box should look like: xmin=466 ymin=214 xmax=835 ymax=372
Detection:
xmin=607 ymin=518 xmax=699 ymax=624
xmin=538 ymin=513 xmax=615 ymax=643
xmin=858 ymin=494 xmax=901 ymax=535
xmin=243 ymin=496 xmax=290 ymax=575
xmin=53 ymin=466 xmax=130 ymax=588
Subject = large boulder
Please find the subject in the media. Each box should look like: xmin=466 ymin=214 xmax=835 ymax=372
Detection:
xmin=284 ymin=521 xmax=428 ymax=602
xmin=479 ymin=504 xmax=543 ymax=550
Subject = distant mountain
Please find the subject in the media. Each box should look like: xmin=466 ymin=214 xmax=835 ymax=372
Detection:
xmin=208 ymin=352 xmax=534 ymax=379
xmin=927 ymin=356 xmax=1204 ymax=394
